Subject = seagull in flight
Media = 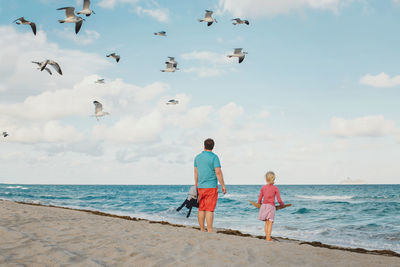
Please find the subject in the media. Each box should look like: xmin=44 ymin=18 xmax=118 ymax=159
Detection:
xmin=32 ymin=61 xmax=52 ymax=75
xmin=166 ymin=99 xmax=179 ymax=105
xmin=95 ymin=79 xmax=105 ymax=84
xmin=154 ymin=31 xmax=167 ymax=37
xmin=93 ymin=101 xmax=109 ymax=121
xmin=107 ymin=53 xmax=120 ymax=63
xmin=166 ymin=57 xmax=178 ymax=68
xmin=232 ymin=18 xmax=249 ymax=25
xmin=13 ymin=17 xmax=36 ymax=35
xmin=199 ymin=10 xmax=217 ymax=26
xmin=161 ymin=63 xmax=179 ymax=72
xmin=77 ymin=0 xmax=95 ymax=17
xmin=57 ymin=7 xmax=85 ymax=34
xmin=2 ymin=132 xmax=8 ymax=138
xmin=32 ymin=60 xmax=63 ymax=75
xmin=227 ymin=48 xmax=248 ymax=63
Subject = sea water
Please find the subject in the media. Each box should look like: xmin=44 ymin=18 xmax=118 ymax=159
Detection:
xmin=0 ymin=184 xmax=399 ymax=253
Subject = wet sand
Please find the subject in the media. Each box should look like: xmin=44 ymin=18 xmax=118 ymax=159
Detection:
xmin=0 ymin=200 xmax=399 ymax=266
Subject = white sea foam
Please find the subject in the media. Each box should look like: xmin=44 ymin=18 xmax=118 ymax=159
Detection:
xmin=220 ymin=193 xmax=247 ymax=199
xmin=6 ymin=186 xmax=28 ymax=190
xmin=295 ymin=195 xmax=354 ymax=200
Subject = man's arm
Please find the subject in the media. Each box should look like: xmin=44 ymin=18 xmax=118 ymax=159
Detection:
xmin=215 ymin=167 xmax=226 ymax=194
xmin=194 ymin=167 xmax=198 ymax=187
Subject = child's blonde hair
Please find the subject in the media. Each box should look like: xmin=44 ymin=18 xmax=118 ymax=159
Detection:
xmin=265 ymin=171 xmax=275 ymax=184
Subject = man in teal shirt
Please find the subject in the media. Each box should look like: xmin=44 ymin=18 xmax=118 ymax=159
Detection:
xmin=194 ymin=138 xmax=226 ymax=232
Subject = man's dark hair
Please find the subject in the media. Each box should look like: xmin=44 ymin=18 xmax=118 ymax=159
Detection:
xmin=204 ymin=138 xmax=215 ymax=150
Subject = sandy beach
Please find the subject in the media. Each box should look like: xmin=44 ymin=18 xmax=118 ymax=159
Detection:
xmin=0 ymin=200 xmax=399 ymax=267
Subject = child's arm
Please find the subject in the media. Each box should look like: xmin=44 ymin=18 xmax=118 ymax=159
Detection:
xmin=258 ymin=187 xmax=264 ymax=204
xmin=194 ymin=167 xmax=198 ymax=187
xmin=275 ymin=187 xmax=285 ymax=206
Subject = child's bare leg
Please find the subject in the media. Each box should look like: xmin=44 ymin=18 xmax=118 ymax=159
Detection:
xmin=198 ymin=211 xmax=206 ymax=231
xmin=266 ymin=220 xmax=273 ymax=241
xmin=264 ymin=221 xmax=268 ymax=239
xmin=205 ymin=211 xmax=214 ymax=232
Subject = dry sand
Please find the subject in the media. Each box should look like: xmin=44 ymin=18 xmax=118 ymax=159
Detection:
xmin=0 ymin=200 xmax=399 ymax=267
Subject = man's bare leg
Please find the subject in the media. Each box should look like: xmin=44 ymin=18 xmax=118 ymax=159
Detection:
xmin=198 ymin=211 xmax=206 ymax=231
xmin=205 ymin=211 xmax=214 ymax=232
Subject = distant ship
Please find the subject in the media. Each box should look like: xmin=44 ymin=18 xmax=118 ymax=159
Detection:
xmin=340 ymin=177 xmax=366 ymax=185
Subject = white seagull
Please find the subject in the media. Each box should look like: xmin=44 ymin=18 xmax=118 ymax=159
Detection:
xmin=227 ymin=48 xmax=248 ymax=64
xmin=32 ymin=60 xmax=63 ymax=75
xmin=107 ymin=53 xmax=120 ymax=63
xmin=166 ymin=99 xmax=179 ymax=105
xmin=154 ymin=31 xmax=167 ymax=36
xmin=13 ymin=17 xmax=36 ymax=35
xmin=32 ymin=61 xmax=52 ymax=75
xmin=93 ymin=101 xmax=109 ymax=121
xmin=2 ymin=132 xmax=8 ymax=138
xmin=57 ymin=7 xmax=85 ymax=34
xmin=95 ymin=79 xmax=105 ymax=84
xmin=232 ymin=18 xmax=249 ymax=25
xmin=199 ymin=10 xmax=217 ymax=26
xmin=161 ymin=63 xmax=179 ymax=72
xmin=77 ymin=0 xmax=95 ymax=17
xmin=166 ymin=57 xmax=178 ymax=67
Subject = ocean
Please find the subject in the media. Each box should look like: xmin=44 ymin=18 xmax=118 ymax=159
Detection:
xmin=0 ymin=184 xmax=399 ymax=253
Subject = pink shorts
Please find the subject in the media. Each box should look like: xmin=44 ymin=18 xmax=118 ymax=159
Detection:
xmin=258 ymin=204 xmax=276 ymax=222
xmin=198 ymin=187 xmax=218 ymax=212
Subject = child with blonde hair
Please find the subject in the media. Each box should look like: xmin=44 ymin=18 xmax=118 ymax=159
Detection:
xmin=258 ymin=171 xmax=285 ymax=241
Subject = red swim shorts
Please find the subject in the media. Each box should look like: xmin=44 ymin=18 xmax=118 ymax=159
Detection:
xmin=198 ymin=187 xmax=218 ymax=212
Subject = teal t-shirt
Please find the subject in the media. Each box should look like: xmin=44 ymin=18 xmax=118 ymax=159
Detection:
xmin=194 ymin=151 xmax=221 ymax=188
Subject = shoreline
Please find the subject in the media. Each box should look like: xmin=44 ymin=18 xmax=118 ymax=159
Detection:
xmin=7 ymin=199 xmax=399 ymax=258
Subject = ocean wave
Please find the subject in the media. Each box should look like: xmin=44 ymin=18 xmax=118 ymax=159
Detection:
xmin=220 ymin=193 xmax=248 ymax=199
xmin=292 ymin=207 xmax=314 ymax=214
xmin=6 ymin=186 xmax=29 ymax=190
xmin=295 ymin=195 xmax=354 ymax=201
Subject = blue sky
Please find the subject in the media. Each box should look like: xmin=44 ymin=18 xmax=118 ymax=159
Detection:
xmin=0 ymin=0 xmax=399 ymax=184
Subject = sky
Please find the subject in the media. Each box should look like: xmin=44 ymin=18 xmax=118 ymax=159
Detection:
xmin=0 ymin=0 xmax=399 ymax=185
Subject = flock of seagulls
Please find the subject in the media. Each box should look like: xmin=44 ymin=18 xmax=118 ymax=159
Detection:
xmin=4 ymin=6 xmax=251 ymax=137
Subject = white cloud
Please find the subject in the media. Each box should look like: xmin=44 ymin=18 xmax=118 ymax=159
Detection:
xmin=4 ymin=120 xmax=83 ymax=144
xmin=98 ymin=0 xmax=139 ymax=8
xmin=0 ymin=26 xmax=109 ymax=97
xmin=183 ymin=67 xmax=226 ymax=77
xmin=98 ymin=0 xmax=169 ymax=22
xmin=330 ymin=116 xmax=397 ymax=138
xmin=166 ymin=105 xmax=214 ymax=129
xmin=359 ymin=72 xmax=400 ymax=88
xmin=55 ymin=29 xmax=101 ymax=45
xmin=92 ymin=111 xmax=164 ymax=143
xmin=135 ymin=6 xmax=169 ymax=22
xmin=219 ymin=102 xmax=244 ymax=128
xmin=0 ymin=76 xmax=168 ymax=121
xmin=181 ymin=51 xmax=231 ymax=65
xmin=181 ymin=50 xmax=236 ymax=77
xmin=217 ymin=0 xmax=351 ymax=17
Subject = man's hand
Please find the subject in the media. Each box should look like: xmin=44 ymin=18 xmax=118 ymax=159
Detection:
xmin=221 ymin=185 xmax=227 ymax=194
